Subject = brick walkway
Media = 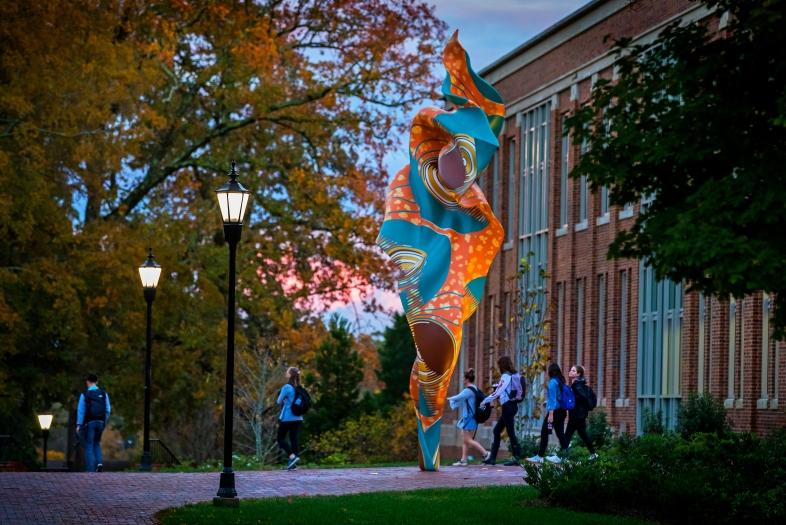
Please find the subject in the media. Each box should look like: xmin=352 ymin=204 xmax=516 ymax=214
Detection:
xmin=0 ymin=465 xmax=523 ymax=524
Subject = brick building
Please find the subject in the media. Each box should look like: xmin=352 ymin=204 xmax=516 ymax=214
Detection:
xmin=441 ymin=0 xmax=785 ymax=452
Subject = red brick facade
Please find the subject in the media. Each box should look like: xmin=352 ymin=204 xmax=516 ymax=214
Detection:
xmin=442 ymin=0 xmax=786 ymax=451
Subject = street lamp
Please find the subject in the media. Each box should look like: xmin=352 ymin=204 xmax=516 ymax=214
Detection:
xmin=138 ymin=248 xmax=161 ymax=472
xmin=214 ymin=160 xmax=251 ymax=506
xmin=37 ymin=414 xmax=53 ymax=469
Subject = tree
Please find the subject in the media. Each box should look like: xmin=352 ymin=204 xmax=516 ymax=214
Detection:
xmin=307 ymin=315 xmax=364 ymax=436
xmin=376 ymin=312 xmax=416 ymax=407
xmin=567 ymin=0 xmax=786 ymax=336
xmin=0 ymin=0 xmax=446 ymax=459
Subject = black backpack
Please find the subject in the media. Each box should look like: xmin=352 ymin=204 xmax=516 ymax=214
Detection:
xmin=291 ymin=385 xmax=311 ymax=416
xmin=469 ymin=386 xmax=491 ymax=424
xmin=84 ymin=388 xmax=107 ymax=422
xmin=573 ymin=382 xmax=597 ymax=412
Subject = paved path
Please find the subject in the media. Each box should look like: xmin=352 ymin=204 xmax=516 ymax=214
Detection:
xmin=0 ymin=465 xmax=523 ymax=524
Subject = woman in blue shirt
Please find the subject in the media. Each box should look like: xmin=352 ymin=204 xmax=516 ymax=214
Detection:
xmin=526 ymin=363 xmax=569 ymax=464
xmin=447 ymin=369 xmax=490 ymax=466
xmin=277 ymin=367 xmax=304 ymax=470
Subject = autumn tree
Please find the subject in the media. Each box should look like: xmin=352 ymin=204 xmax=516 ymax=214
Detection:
xmin=567 ymin=0 xmax=786 ymax=335
xmin=376 ymin=312 xmax=416 ymax=407
xmin=0 ymin=0 xmax=446 ymax=460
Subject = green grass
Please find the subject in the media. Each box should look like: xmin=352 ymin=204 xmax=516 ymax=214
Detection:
xmin=157 ymin=485 xmax=653 ymax=525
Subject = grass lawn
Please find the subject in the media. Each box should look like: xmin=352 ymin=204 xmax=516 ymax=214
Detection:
xmin=157 ymin=485 xmax=653 ymax=525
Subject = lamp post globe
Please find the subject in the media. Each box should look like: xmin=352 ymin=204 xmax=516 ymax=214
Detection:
xmin=214 ymin=161 xmax=251 ymax=505
xmin=138 ymin=248 xmax=161 ymax=472
xmin=38 ymin=414 xmax=53 ymax=469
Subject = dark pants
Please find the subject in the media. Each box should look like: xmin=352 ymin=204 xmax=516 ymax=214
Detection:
xmin=565 ymin=416 xmax=595 ymax=454
xmin=538 ymin=408 xmax=567 ymax=456
xmin=277 ymin=420 xmax=301 ymax=457
xmin=488 ymin=400 xmax=520 ymax=462
xmin=83 ymin=420 xmax=104 ymax=472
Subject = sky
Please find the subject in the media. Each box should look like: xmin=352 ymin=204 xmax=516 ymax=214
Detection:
xmin=329 ymin=0 xmax=590 ymax=334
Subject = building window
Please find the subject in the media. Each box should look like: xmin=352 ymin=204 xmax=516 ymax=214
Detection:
xmin=489 ymin=295 xmax=497 ymax=386
xmin=726 ymin=297 xmax=737 ymax=407
xmin=576 ymin=278 xmax=585 ymax=365
xmin=759 ymin=293 xmax=777 ymax=408
xmin=618 ymin=269 xmax=628 ymax=401
xmin=556 ymin=282 xmax=564 ymax=367
xmin=599 ymin=185 xmax=609 ymax=221
xmin=619 ymin=201 xmax=634 ymax=219
xmin=597 ymin=273 xmax=606 ymax=400
xmin=491 ymin=153 xmax=499 ymax=217
xmin=559 ymin=118 xmax=569 ymax=231
xmin=506 ymin=140 xmax=515 ymax=245
xmin=576 ymin=138 xmax=589 ymax=229
xmin=698 ymin=293 xmax=706 ymax=393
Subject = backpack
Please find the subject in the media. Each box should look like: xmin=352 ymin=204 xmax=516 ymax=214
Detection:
xmin=510 ymin=373 xmax=526 ymax=402
xmin=291 ymin=385 xmax=311 ymax=416
xmin=469 ymin=386 xmax=491 ymax=424
xmin=557 ymin=381 xmax=576 ymax=410
xmin=84 ymin=388 xmax=107 ymax=422
xmin=582 ymin=383 xmax=598 ymax=411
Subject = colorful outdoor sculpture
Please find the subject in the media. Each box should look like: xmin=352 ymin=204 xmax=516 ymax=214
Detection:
xmin=377 ymin=31 xmax=505 ymax=471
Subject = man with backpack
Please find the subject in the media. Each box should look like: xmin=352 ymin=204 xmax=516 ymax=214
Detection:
xmin=76 ymin=373 xmax=111 ymax=472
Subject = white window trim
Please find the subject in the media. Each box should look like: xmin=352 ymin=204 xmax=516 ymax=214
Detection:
xmin=596 ymin=213 xmax=610 ymax=226
xmin=574 ymin=220 xmax=588 ymax=232
xmin=556 ymin=226 xmax=568 ymax=237
xmin=618 ymin=206 xmax=634 ymax=220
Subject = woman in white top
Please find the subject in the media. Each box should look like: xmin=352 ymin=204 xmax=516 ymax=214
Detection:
xmin=480 ymin=356 xmax=522 ymax=465
xmin=447 ymin=368 xmax=490 ymax=466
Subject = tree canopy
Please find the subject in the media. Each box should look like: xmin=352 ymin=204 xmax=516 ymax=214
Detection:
xmin=0 ymin=0 xmax=446 ymax=459
xmin=567 ymin=0 xmax=786 ymax=335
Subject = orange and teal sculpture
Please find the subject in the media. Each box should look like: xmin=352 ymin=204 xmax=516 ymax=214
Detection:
xmin=377 ymin=32 xmax=505 ymax=471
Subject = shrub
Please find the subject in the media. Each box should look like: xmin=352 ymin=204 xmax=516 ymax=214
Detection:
xmin=641 ymin=408 xmax=664 ymax=434
xmin=310 ymin=401 xmax=417 ymax=464
xmin=676 ymin=393 xmax=730 ymax=438
xmin=585 ymin=409 xmax=612 ymax=449
xmin=523 ymin=430 xmax=786 ymax=524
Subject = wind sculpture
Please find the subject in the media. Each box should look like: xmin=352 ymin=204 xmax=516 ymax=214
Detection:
xmin=377 ymin=31 xmax=505 ymax=471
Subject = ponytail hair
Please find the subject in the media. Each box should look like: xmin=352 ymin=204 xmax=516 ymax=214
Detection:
xmin=547 ymin=363 xmax=565 ymax=384
xmin=497 ymin=355 xmax=516 ymax=374
xmin=464 ymin=368 xmax=476 ymax=383
xmin=574 ymin=365 xmax=585 ymax=377
xmin=287 ymin=367 xmax=301 ymax=387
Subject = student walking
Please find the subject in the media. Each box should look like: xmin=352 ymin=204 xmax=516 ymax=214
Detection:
xmin=526 ymin=363 xmax=568 ymax=464
xmin=565 ymin=365 xmax=598 ymax=458
xmin=481 ymin=356 xmax=522 ymax=466
xmin=447 ymin=368 xmax=490 ymax=466
xmin=76 ymin=374 xmax=111 ymax=472
xmin=277 ymin=367 xmax=307 ymax=470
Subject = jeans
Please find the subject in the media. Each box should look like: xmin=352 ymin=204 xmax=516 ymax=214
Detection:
xmin=565 ymin=416 xmax=595 ymax=454
xmin=277 ymin=420 xmax=301 ymax=457
xmin=538 ymin=408 xmax=567 ymax=456
xmin=84 ymin=420 xmax=104 ymax=472
xmin=488 ymin=400 xmax=520 ymax=462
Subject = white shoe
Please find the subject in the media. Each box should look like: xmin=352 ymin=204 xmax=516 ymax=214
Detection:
xmin=525 ymin=455 xmax=543 ymax=464
xmin=482 ymin=451 xmax=492 ymax=462
xmin=545 ymin=455 xmax=562 ymax=464
xmin=452 ymin=460 xmax=468 ymax=466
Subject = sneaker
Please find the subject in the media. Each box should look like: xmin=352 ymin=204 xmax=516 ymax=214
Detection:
xmin=588 ymin=453 xmax=599 ymax=460
xmin=482 ymin=451 xmax=492 ymax=462
xmin=525 ymin=455 xmax=543 ymax=464
xmin=96 ymin=463 xmax=103 ymax=472
xmin=287 ymin=456 xmax=300 ymax=470
xmin=545 ymin=455 xmax=562 ymax=464
xmin=451 ymin=460 xmax=468 ymax=466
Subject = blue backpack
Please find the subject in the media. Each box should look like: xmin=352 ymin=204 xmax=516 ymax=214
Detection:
xmin=558 ymin=382 xmax=575 ymax=410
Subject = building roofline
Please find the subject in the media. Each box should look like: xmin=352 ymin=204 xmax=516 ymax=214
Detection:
xmin=479 ymin=0 xmax=623 ymax=81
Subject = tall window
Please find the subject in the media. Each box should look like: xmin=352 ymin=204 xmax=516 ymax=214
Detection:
xmin=577 ymin=139 xmax=589 ymax=227
xmin=727 ymin=297 xmax=737 ymax=405
xmin=576 ymin=278 xmax=585 ymax=365
xmin=491 ymin=153 xmax=499 ymax=216
xmin=559 ymin=119 xmax=569 ymax=230
xmin=596 ymin=274 xmax=606 ymax=399
xmin=698 ymin=293 xmax=706 ymax=393
xmin=506 ymin=140 xmax=515 ymax=244
xmin=759 ymin=293 xmax=776 ymax=408
xmin=556 ymin=282 xmax=564 ymax=366
xmin=488 ymin=295 xmax=497 ymax=385
xmin=618 ymin=270 xmax=628 ymax=400
xmin=599 ymin=185 xmax=609 ymax=218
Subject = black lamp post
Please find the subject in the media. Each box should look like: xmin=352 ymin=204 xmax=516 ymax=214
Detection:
xmin=37 ymin=414 xmax=53 ymax=469
xmin=138 ymin=248 xmax=161 ymax=472
xmin=214 ymin=161 xmax=251 ymax=506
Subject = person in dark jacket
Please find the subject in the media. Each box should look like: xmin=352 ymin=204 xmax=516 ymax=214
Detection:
xmin=564 ymin=365 xmax=597 ymax=458
xmin=76 ymin=373 xmax=111 ymax=472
